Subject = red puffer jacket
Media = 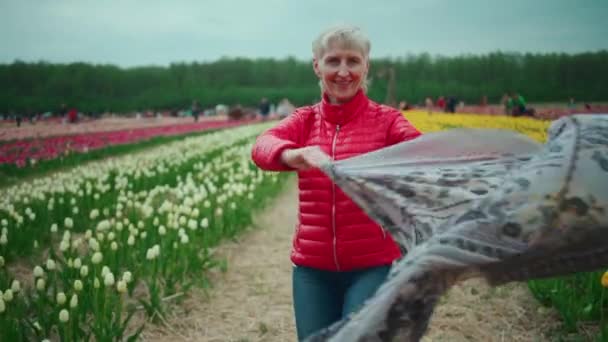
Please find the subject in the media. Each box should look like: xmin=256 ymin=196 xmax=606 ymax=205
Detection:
xmin=251 ymin=90 xmax=421 ymax=271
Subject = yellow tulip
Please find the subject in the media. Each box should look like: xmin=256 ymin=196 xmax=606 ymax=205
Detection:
xmin=403 ymin=110 xmax=550 ymax=142
xmin=602 ymin=271 xmax=608 ymax=288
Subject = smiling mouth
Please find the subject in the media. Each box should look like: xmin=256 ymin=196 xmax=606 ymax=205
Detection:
xmin=335 ymin=81 xmax=352 ymax=86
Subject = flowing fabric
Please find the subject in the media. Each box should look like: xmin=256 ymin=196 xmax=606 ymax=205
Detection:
xmin=306 ymin=114 xmax=608 ymax=341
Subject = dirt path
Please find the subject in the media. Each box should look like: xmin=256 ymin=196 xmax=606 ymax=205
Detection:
xmin=142 ymin=178 xmax=560 ymax=342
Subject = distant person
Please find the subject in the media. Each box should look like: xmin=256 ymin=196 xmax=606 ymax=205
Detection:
xmin=58 ymin=103 xmax=67 ymax=119
xmin=480 ymin=95 xmax=488 ymax=107
xmin=510 ymin=92 xmax=533 ymax=117
xmin=436 ymin=96 xmax=445 ymax=111
xmin=424 ymin=97 xmax=433 ymax=114
xmin=191 ymin=100 xmax=201 ymax=122
xmin=446 ymin=96 xmax=457 ymax=113
xmin=14 ymin=111 xmax=22 ymax=127
xmin=276 ymin=98 xmax=295 ymax=118
xmin=398 ymin=100 xmax=413 ymax=111
xmin=67 ymin=108 xmax=78 ymax=123
xmin=259 ymin=97 xmax=270 ymax=120
xmin=228 ymin=104 xmax=245 ymax=121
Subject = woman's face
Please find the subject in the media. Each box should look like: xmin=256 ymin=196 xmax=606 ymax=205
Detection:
xmin=314 ymin=45 xmax=368 ymax=104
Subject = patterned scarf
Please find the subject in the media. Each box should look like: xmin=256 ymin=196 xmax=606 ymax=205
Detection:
xmin=307 ymin=114 xmax=608 ymax=341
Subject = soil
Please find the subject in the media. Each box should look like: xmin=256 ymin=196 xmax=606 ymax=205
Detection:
xmin=140 ymin=178 xmax=561 ymax=342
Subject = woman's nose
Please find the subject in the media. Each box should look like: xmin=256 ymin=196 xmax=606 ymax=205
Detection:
xmin=337 ymin=63 xmax=349 ymax=76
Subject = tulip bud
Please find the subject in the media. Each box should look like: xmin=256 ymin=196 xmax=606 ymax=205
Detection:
xmin=59 ymin=309 xmax=69 ymax=323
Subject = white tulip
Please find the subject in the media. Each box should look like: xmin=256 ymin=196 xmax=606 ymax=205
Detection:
xmin=56 ymin=292 xmax=66 ymax=305
xmin=0 ymin=297 xmax=5 ymax=313
xmin=9 ymin=281 xmax=20 ymax=294
xmin=36 ymin=278 xmax=46 ymax=291
xmin=146 ymin=248 xmax=156 ymax=260
xmin=110 ymin=241 xmax=118 ymax=251
xmin=89 ymin=209 xmax=99 ymax=220
xmin=46 ymin=259 xmax=56 ymax=271
xmin=158 ymin=226 xmax=167 ymax=235
xmin=101 ymin=266 xmax=110 ymax=277
xmin=33 ymin=265 xmax=44 ymax=277
xmin=93 ymin=277 xmax=100 ymax=289
xmin=74 ymin=279 xmax=83 ymax=291
xmin=80 ymin=265 xmax=89 ymax=277
xmin=97 ymin=220 xmax=110 ymax=231
xmin=70 ymin=294 xmax=78 ymax=308
xmin=91 ymin=252 xmax=103 ymax=264
xmin=59 ymin=240 xmax=70 ymax=252
xmin=0 ymin=256 xmax=4 ymax=268
xmin=104 ymin=273 xmax=115 ymax=287
xmin=200 ymin=218 xmax=209 ymax=229
xmin=122 ymin=271 xmax=132 ymax=283
xmin=127 ymin=235 xmax=135 ymax=246
xmin=73 ymin=258 xmax=82 ymax=269
xmin=191 ymin=208 xmax=200 ymax=218
xmin=0 ymin=234 xmax=7 ymax=245
xmin=64 ymin=217 xmax=73 ymax=229
xmin=116 ymin=280 xmax=127 ymax=293
xmin=96 ymin=232 xmax=105 ymax=242
xmin=3 ymin=289 xmax=13 ymax=302
xmin=59 ymin=309 xmax=69 ymax=323
xmin=50 ymin=223 xmax=58 ymax=233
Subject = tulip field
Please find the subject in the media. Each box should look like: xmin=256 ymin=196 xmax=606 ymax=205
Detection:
xmin=0 ymin=112 xmax=606 ymax=340
xmin=0 ymin=122 xmax=289 ymax=340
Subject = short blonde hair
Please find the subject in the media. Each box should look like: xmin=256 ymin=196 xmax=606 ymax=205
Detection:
xmin=312 ymin=24 xmax=371 ymax=92
xmin=312 ymin=24 xmax=371 ymax=60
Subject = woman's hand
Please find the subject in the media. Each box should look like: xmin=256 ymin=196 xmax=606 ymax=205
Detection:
xmin=281 ymin=146 xmax=331 ymax=170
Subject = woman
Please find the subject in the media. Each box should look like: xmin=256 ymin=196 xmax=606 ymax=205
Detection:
xmin=251 ymin=24 xmax=421 ymax=341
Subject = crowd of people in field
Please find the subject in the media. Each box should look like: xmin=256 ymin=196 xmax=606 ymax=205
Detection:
xmin=1 ymin=94 xmax=604 ymax=128
xmin=398 ymin=93 xmax=604 ymax=119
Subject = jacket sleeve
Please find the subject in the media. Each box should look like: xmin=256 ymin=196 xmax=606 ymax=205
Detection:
xmin=251 ymin=109 xmax=304 ymax=171
xmin=387 ymin=112 xmax=422 ymax=145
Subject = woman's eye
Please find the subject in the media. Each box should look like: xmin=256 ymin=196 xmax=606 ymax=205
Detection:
xmin=348 ymin=58 xmax=360 ymax=65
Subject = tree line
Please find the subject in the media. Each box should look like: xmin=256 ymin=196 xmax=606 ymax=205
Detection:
xmin=1 ymin=50 xmax=606 ymax=113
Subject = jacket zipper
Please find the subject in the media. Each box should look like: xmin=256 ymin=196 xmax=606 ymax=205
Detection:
xmin=331 ymin=125 xmax=341 ymax=270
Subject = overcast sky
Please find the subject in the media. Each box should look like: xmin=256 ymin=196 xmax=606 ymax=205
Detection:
xmin=1 ymin=0 xmax=607 ymax=68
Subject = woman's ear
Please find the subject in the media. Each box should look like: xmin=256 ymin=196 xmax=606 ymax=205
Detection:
xmin=313 ymin=58 xmax=321 ymax=78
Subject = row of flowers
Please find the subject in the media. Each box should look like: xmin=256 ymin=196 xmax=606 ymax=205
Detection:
xmin=0 ymin=122 xmax=288 ymax=340
xmin=0 ymin=118 xmax=254 ymax=167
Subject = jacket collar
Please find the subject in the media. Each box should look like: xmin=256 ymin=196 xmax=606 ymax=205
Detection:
xmin=319 ymin=89 xmax=369 ymax=125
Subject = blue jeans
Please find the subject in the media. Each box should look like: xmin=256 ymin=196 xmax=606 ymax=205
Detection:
xmin=292 ymin=264 xmax=391 ymax=341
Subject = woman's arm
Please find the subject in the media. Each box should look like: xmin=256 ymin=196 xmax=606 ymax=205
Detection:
xmin=387 ymin=112 xmax=422 ymax=145
xmin=251 ymin=109 xmax=304 ymax=171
